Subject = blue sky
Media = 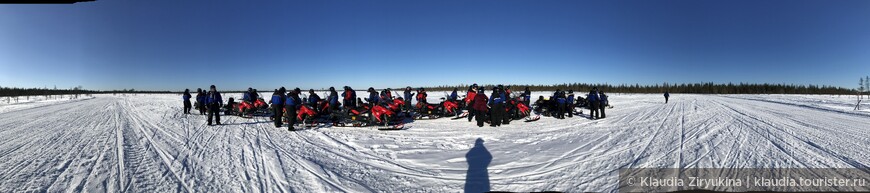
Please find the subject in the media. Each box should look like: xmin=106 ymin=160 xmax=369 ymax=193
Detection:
xmin=1 ymin=0 xmax=869 ymax=91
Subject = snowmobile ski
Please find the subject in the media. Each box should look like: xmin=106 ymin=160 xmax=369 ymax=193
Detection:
xmin=377 ymin=124 xmax=405 ymax=130
xmin=450 ymin=112 xmax=469 ymax=120
xmin=524 ymin=115 xmax=541 ymax=122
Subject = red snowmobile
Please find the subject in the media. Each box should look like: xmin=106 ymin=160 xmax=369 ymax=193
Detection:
xmin=441 ymin=99 xmax=463 ymax=117
xmin=413 ymin=100 xmax=444 ymax=120
xmin=508 ymin=97 xmax=539 ymax=122
xmin=334 ymin=102 xmax=404 ymax=130
xmin=234 ymin=98 xmax=269 ymax=118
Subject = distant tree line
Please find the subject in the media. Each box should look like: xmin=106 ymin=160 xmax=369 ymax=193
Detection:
xmin=419 ymin=82 xmax=855 ymax=95
xmin=0 ymin=86 xmax=173 ymax=97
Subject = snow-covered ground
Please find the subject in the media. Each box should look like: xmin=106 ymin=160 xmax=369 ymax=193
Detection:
xmin=0 ymin=93 xmax=867 ymax=192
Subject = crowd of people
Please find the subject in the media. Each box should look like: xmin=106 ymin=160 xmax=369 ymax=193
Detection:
xmin=181 ymin=85 xmax=224 ymax=125
xmin=180 ymin=84 xmax=627 ymax=130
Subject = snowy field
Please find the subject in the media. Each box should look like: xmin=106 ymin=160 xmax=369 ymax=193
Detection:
xmin=0 ymin=92 xmax=868 ymax=192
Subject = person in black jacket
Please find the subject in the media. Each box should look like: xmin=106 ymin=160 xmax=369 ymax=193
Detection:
xmin=182 ymin=89 xmax=192 ymax=114
xmin=206 ymin=85 xmax=223 ymax=125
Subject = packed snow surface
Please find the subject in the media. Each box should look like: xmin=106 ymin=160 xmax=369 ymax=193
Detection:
xmin=0 ymin=93 xmax=867 ymax=192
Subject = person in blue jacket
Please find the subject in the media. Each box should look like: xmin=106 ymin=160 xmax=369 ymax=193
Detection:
xmin=206 ymin=85 xmax=223 ymax=125
xmin=269 ymin=87 xmax=287 ymax=128
xmin=342 ymin=86 xmax=357 ymax=108
xmin=366 ymin=87 xmax=379 ymax=105
xmin=566 ymin=90 xmax=575 ymax=118
xmin=522 ymin=87 xmax=531 ymax=107
xmin=196 ymin=88 xmax=207 ymax=115
xmin=587 ymin=87 xmax=600 ymax=120
xmin=403 ymin=87 xmax=414 ymax=116
xmin=327 ymin=87 xmax=340 ymax=122
xmin=327 ymin=87 xmax=339 ymax=110
xmin=500 ymin=86 xmax=512 ymax=124
xmin=489 ymin=86 xmax=505 ymax=127
xmin=285 ymin=88 xmax=302 ymax=131
xmin=599 ymin=91 xmax=608 ymax=119
xmin=554 ymin=89 xmax=566 ymax=119
xmin=270 ymin=87 xmax=286 ymax=128
xmin=182 ymin=89 xmax=192 ymax=114
xmin=242 ymin=87 xmax=253 ymax=102
xmin=449 ymin=88 xmax=458 ymax=102
xmin=307 ymin=89 xmax=321 ymax=107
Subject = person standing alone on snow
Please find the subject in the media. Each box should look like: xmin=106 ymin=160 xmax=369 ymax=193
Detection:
xmin=182 ymin=89 xmax=192 ymax=114
xmin=206 ymin=85 xmax=223 ymax=125
xmin=664 ymin=92 xmax=670 ymax=104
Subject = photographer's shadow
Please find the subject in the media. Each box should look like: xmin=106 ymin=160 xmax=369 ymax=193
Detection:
xmin=464 ymin=138 xmax=492 ymax=193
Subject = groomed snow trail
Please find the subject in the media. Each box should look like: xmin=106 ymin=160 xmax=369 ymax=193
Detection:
xmin=0 ymin=94 xmax=867 ymax=192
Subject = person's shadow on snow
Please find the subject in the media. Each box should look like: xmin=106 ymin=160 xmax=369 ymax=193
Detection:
xmin=464 ymin=138 xmax=492 ymax=193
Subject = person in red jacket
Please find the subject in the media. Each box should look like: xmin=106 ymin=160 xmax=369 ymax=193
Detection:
xmin=415 ymin=88 xmax=428 ymax=110
xmin=465 ymin=85 xmax=478 ymax=122
xmin=472 ymin=87 xmax=489 ymax=127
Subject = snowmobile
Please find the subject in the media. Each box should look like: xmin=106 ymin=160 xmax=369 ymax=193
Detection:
xmin=507 ymin=97 xmax=539 ymax=122
xmin=333 ymin=102 xmax=404 ymax=130
xmin=572 ymin=96 xmax=587 ymax=115
xmin=412 ymin=98 xmax=448 ymax=120
xmin=233 ymin=98 xmax=269 ymax=118
xmin=441 ymin=99 xmax=463 ymax=117
xmin=385 ymin=97 xmax=407 ymax=115
xmin=532 ymin=97 xmax=557 ymax=117
xmin=222 ymin=98 xmax=239 ymax=116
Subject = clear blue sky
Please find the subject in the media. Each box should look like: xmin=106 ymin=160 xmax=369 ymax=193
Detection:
xmin=1 ymin=0 xmax=869 ymax=91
